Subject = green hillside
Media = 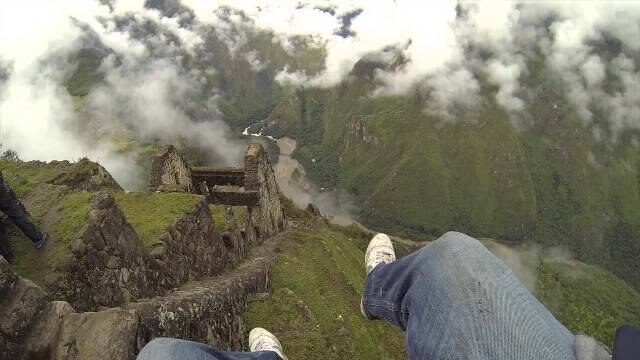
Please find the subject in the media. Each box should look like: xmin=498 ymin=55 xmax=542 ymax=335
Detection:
xmin=245 ymin=215 xmax=640 ymax=356
xmin=262 ymin=59 xmax=640 ymax=292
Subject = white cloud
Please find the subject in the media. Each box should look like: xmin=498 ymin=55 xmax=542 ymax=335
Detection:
xmin=0 ymin=0 xmax=241 ymax=190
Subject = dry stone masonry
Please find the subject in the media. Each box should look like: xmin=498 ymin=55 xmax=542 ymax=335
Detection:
xmin=46 ymin=193 xmax=237 ymax=312
xmin=0 ymin=144 xmax=287 ymax=360
xmin=148 ymin=145 xmax=193 ymax=192
xmin=150 ymin=143 xmax=286 ymax=244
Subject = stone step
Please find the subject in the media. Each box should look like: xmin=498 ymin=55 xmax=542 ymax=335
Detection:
xmin=0 ymin=277 xmax=47 ymax=343
xmin=44 ymin=237 xmax=280 ymax=360
xmin=21 ymin=301 xmax=74 ymax=360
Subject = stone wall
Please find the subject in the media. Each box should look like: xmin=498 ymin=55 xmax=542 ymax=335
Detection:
xmin=211 ymin=185 xmax=258 ymax=206
xmin=192 ymin=167 xmax=245 ymax=187
xmin=0 ymin=256 xmax=51 ymax=359
xmin=46 ymin=193 xmax=242 ymax=312
xmin=149 ymin=146 xmax=192 ymax=191
xmin=0 ymin=144 xmax=288 ymax=359
xmin=150 ymin=143 xmax=286 ymax=244
xmin=128 ymin=254 xmax=272 ymax=355
xmin=244 ymin=144 xmax=286 ymax=241
xmin=0 ymin=246 xmax=275 ymax=360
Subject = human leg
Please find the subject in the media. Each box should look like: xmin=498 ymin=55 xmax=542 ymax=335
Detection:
xmin=0 ymin=183 xmax=43 ymax=243
xmin=362 ymin=231 xmax=576 ymax=360
xmin=137 ymin=339 xmax=283 ymax=360
xmin=4 ymin=204 xmax=43 ymax=244
xmin=0 ymin=220 xmax=14 ymax=264
xmin=137 ymin=328 xmax=286 ymax=360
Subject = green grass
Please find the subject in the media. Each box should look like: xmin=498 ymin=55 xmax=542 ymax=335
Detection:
xmin=52 ymin=193 xmax=95 ymax=251
xmin=0 ymin=160 xmax=76 ymax=198
xmin=11 ymin=192 xmax=93 ymax=282
xmin=113 ymin=192 xmax=201 ymax=247
xmin=232 ymin=206 xmax=247 ymax=226
xmin=246 ymin=227 xmax=405 ymax=359
xmin=536 ymin=259 xmax=640 ymax=348
xmin=209 ymin=205 xmax=229 ymax=230
xmin=209 ymin=205 xmax=248 ymax=231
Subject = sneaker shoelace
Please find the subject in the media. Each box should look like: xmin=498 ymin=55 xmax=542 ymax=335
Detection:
xmin=254 ymin=337 xmax=277 ymax=352
xmin=374 ymin=250 xmax=394 ymax=265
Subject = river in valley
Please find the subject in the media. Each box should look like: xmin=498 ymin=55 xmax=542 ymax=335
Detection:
xmin=242 ymin=124 xmax=356 ymax=225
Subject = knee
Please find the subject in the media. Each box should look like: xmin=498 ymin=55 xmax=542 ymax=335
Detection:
xmin=439 ymin=231 xmax=483 ymax=250
xmin=137 ymin=338 xmax=181 ymax=360
xmin=417 ymin=231 xmax=487 ymax=262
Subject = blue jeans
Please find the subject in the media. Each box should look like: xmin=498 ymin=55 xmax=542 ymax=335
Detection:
xmin=137 ymin=338 xmax=282 ymax=360
xmin=137 ymin=231 xmax=576 ymax=360
xmin=362 ymin=231 xmax=576 ymax=359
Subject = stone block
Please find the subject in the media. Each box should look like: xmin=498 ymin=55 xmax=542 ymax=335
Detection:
xmin=91 ymin=193 xmax=114 ymax=210
xmin=53 ymin=308 xmax=138 ymax=360
xmin=22 ymin=301 xmax=75 ymax=360
xmin=70 ymin=238 xmax=87 ymax=256
xmin=0 ymin=257 xmax=17 ymax=298
xmin=0 ymin=278 xmax=47 ymax=340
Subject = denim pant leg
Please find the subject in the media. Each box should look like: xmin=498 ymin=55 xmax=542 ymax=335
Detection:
xmin=137 ymin=338 xmax=282 ymax=360
xmin=362 ymin=231 xmax=576 ymax=360
xmin=0 ymin=220 xmax=12 ymax=260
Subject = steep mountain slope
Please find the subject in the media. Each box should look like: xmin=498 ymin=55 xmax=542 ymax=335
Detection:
xmin=247 ymin=204 xmax=640 ymax=354
xmin=262 ymin=58 xmax=640 ymax=291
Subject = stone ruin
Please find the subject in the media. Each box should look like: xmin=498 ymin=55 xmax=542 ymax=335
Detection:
xmin=149 ymin=143 xmax=286 ymax=243
xmin=0 ymin=143 xmax=286 ymax=360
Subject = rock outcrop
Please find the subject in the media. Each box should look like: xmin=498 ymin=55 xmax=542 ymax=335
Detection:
xmin=0 ymin=239 xmax=277 ymax=360
xmin=48 ymin=158 xmax=123 ymax=191
xmin=47 ymin=192 xmax=244 ymax=312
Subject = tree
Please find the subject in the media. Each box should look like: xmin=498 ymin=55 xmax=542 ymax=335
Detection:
xmin=0 ymin=148 xmax=20 ymax=162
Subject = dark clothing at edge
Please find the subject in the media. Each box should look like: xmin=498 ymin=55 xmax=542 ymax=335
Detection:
xmin=0 ymin=171 xmax=44 ymax=262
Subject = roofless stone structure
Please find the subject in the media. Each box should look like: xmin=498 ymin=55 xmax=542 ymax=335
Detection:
xmin=149 ymin=143 xmax=286 ymax=241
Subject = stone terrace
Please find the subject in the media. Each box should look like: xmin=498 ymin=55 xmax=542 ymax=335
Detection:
xmin=0 ymin=144 xmax=287 ymax=360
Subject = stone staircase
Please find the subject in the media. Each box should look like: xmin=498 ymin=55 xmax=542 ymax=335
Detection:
xmin=0 ymin=231 xmax=282 ymax=360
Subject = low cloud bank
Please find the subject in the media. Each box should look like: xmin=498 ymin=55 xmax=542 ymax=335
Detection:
xmin=188 ymin=0 xmax=640 ymax=137
xmin=2 ymin=0 xmax=640 ymax=196
xmin=0 ymin=0 xmax=243 ymax=190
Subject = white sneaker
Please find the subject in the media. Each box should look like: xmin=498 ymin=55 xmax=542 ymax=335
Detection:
xmin=249 ymin=328 xmax=287 ymax=360
xmin=361 ymin=233 xmax=396 ymax=319
xmin=365 ymin=233 xmax=396 ymax=274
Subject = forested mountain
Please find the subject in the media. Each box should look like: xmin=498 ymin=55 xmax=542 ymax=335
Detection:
xmin=2 ymin=0 xmax=640 ymax=291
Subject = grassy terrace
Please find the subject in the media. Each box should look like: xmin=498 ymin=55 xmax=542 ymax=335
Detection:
xmin=209 ymin=205 xmax=247 ymax=231
xmin=113 ymin=192 xmax=201 ymax=247
xmin=1 ymin=159 xmax=201 ymax=282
